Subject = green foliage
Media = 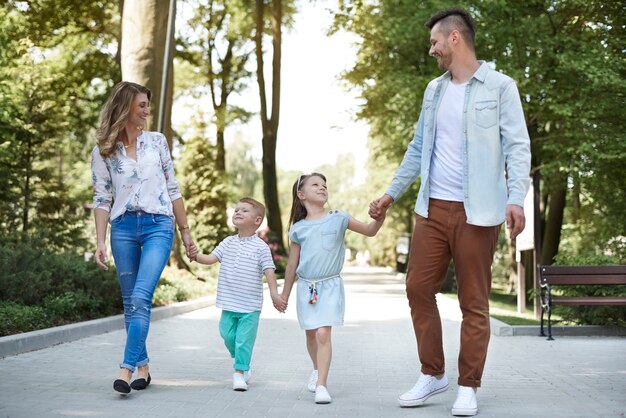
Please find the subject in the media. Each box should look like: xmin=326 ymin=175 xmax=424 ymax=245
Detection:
xmin=154 ymin=265 xmax=217 ymax=306
xmin=177 ymin=128 xmax=231 ymax=253
xmin=333 ymin=0 xmax=626 ymax=266
xmin=0 ymin=237 xmax=122 ymax=336
xmin=0 ymin=302 xmax=52 ymax=336
xmin=225 ymin=135 xmax=262 ymax=201
xmin=0 ymin=1 xmax=120 ymax=253
xmin=475 ymin=0 xmax=626 ymax=258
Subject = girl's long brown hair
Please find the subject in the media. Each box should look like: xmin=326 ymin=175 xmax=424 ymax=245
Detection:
xmin=288 ymin=172 xmax=326 ymax=229
xmin=96 ymin=81 xmax=151 ymax=158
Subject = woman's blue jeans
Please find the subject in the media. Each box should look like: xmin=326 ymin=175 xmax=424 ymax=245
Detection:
xmin=110 ymin=211 xmax=174 ymax=372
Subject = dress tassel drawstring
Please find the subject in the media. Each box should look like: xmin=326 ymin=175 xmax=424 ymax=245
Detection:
xmin=299 ymin=274 xmax=338 ymax=305
xmin=308 ymin=283 xmax=318 ymax=304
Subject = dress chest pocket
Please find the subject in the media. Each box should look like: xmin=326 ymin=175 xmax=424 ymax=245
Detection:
xmin=321 ymin=229 xmax=338 ymax=251
xmin=475 ymin=100 xmax=498 ymax=129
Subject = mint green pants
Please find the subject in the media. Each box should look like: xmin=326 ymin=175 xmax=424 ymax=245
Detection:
xmin=219 ymin=310 xmax=260 ymax=371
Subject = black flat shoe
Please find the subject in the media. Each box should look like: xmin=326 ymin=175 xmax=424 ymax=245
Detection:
xmin=113 ymin=379 xmax=131 ymax=394
xmin=130 ymin=373 xmax=151 ymax=390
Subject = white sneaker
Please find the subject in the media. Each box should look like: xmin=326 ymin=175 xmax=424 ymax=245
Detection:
xmin=398 ymin=373 xmax=449 ymax=407
xmin=232 ymin=372 xmax=247 ymax=391
xmin=451 ymin=386 xmax=478 ymax=416
xmin=307 ymin=370 xmax=318 ymax=392
xmin=243 ymin=369 xmax=251 ymax=383
xmin=315 ymin=385 xmax=332 ymax=404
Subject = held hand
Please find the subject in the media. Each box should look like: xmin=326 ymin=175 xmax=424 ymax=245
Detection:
xmin=180 ymin=230 xmax=196 ymax=260
xmin=187 ymin=243 xmax=199 ymax=262
xmin=506 ymin=204 xmax=526 ymax=240
xmin=271 ymin=292 xmax=287 ymax=313
xmin=368 ymin=194 xmax=393 ymax=221
xmin=95 ymin=242 xmax=109 ymax=271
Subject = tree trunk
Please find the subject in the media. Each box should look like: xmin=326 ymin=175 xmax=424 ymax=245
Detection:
xmin=216 ymin=123 xmax=226 ymax=173
xmin=120 ymin=0 xmax=169 ymax=136
xmin=22 ymin=134 xmax=32 ymax=234
xmin=541 ymin=173 xmax=567 ymax=265
xmin=255 ymin=0 xmax=285 ymax=253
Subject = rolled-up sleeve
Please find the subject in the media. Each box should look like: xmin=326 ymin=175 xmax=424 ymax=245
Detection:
xmin=158 ymin=134 xmax=182 ymax=202
xmin=91 ymin=147 xmax=113 ymax=213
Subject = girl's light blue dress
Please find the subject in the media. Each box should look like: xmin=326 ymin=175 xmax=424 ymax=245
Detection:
xmin=288 ymin=210 xmax=349 ymax=330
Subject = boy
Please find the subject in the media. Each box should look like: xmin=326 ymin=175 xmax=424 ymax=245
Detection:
xmin=189 ymin=197 xmax=286 ymax=391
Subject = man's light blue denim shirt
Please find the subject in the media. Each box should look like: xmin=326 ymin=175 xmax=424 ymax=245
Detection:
xmin=386 ymin=61 xmax=531 ymax=226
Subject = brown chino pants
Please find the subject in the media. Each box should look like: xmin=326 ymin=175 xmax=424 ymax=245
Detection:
xmin=406 ymin=199 xmax=501 ymax=387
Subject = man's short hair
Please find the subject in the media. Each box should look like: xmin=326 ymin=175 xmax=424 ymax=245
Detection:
xmin=425 ymin=7 xmax=476 ymax=49
xmin=239 ymin=197 xmax=266 ymax=219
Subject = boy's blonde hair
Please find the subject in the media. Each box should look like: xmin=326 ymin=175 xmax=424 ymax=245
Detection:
xmin=239 ymin=197 xmax=266 ymax=219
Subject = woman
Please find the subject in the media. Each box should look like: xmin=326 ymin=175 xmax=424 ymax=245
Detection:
xmin=91 ymin=81 xmax=196 ymax=394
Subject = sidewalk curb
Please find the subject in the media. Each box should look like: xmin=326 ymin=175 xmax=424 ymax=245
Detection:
xmin=0 ymin=295 xmax=216 ymax=359
xmin=490 ymin=316 xmax=626 ymax=337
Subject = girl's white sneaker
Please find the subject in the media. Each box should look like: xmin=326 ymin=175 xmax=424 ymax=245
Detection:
xmin=307 ymin=370 xmax=318 ymax=392
xmin=315 ymin=385 xmax=332 ymax=404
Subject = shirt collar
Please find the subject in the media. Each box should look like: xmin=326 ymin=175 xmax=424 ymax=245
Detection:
xmin=438 ymin=60 xmax=489 ymax=84
xmin=237 ymin=233 xmax=257 ymax=242
xmin=471 ymin=60 xmax=489 ymax=83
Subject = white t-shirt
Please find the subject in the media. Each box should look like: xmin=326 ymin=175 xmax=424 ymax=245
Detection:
xmin=212 ymin=234 xmax=276 ymax=313
xmin=429 ymin=81 xmax=467 ymax=202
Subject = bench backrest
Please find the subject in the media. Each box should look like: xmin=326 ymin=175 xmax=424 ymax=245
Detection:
xmin=540 ymin=265 xmax=626 ymax=286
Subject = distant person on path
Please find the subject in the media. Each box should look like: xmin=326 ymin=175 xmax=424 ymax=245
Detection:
xmin=91 ymin=81 xmax=197 ymax=395
xmin=281 ymin=173 xmax=385 ymax=404
xmin=368 ymin=8 xmax=531 ymax=416
xmin=188 ymin=197 xmax=286 ymax=391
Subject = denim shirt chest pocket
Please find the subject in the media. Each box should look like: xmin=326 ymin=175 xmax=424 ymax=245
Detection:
xmin=474 ymin=100 xmax=498 ymax=129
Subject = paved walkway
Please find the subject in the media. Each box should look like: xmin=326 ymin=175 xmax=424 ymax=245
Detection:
xmin=0 ymin=268 xmax=624 ymax=417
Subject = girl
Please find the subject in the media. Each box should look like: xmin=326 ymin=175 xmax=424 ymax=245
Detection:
xmin=281 ymin=172 xmax=384 ymax=404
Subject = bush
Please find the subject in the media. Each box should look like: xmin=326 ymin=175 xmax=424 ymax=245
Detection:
xmin=552 ymin=254 xmax=626 ymax=326
xmin=0 ymin=302 xmax=53 ymax=335
xmin=153 ymin=266 xmax=215 ymax=307
xmin=0 ymin=237 xmax=122 ymax=336
xmin=0 ymin=237 xmax=216 ymax=336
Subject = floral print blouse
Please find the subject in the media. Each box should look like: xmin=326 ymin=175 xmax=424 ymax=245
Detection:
xmin=91 ymin=131 xmax=182 ymax=221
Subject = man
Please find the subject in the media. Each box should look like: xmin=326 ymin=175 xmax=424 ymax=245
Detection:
xmin=369 ymin=8 xmax=531 ymax=417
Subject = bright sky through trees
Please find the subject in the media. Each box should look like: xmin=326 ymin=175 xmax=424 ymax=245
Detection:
xmin=174 ymin=0 xmax=369 ymax=182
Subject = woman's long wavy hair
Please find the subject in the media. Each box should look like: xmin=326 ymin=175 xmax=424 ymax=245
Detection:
xmin=288 ymin=172 xmax=326 ymax=229
xmin=96 ymin=81 xmax=151 ymax=158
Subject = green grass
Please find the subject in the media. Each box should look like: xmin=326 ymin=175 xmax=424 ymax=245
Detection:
xmin=442 ymin=286 xmax=542 ymax=326
xmin=491 ymin=314 xmax=539 ymax=326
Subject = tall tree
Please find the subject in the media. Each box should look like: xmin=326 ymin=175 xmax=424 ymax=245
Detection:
xmin=254 ymin=0 xmax=295 ymax=254
xmin=180 ymin=0 xmax=254 ymax=173
xmin=177 ymin=0 xmax=256 ymax=243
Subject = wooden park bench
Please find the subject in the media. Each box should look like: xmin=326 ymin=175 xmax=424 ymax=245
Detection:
xmin=539 ymin=265 xmax=626 ymax=340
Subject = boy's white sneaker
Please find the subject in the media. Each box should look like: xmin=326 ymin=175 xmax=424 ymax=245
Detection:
xmin=398 ymin=373 xmax=449 ymax=407
xmin=232 ymin=372 xmax=248 ymax=391
xmin=315 ymin=385 xmax=332 ymax=404
xmin=451 ymin=386 xmax=478 ymax=416
xmin=307 ymin=370 xmax=318 ymax=392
